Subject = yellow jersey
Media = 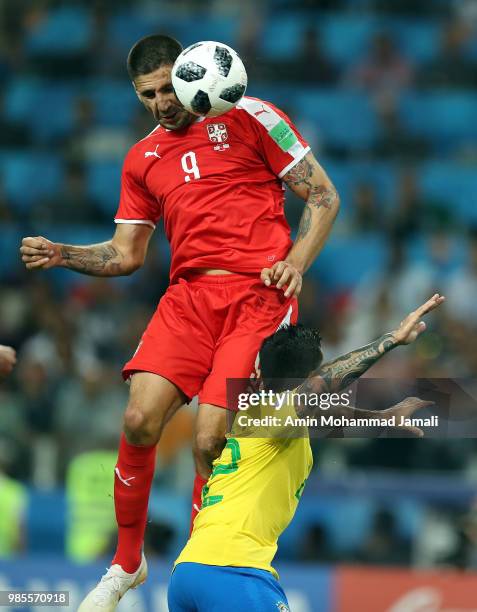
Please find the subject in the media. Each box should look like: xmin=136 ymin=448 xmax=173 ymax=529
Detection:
xmin=175 ymin=398 xmax=313 ymax=578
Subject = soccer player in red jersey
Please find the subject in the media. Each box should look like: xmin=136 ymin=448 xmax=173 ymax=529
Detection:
xmin=20 ymin=35 xmax=339 ymax=609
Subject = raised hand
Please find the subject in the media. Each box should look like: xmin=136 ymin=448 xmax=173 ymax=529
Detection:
xmin=392 ymin=293 xmax=445 ymax=345
xmin=20 ymin=236 xmax=63 ymax=270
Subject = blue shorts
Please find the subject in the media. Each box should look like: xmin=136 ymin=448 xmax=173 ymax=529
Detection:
xmin=168 ymin=563 xmax=290 ymax=612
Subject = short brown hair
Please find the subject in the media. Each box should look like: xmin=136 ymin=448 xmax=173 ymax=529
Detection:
xmin=127 ymin=34 xmax=182 ymax=79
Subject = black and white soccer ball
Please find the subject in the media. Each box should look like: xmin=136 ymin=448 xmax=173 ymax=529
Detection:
xmin=172 ymin=41 xmax=247 ymax=118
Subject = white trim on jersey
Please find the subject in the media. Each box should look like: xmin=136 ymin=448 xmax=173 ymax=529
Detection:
xmin=237 ymin=97 xmax=282 ymax=131
xmin=114 ymin=219 xmax=156 ymax=229
xmin=141 ymin=114 xmax=206 ymax=138
xmin=164 ymin=115 xmax=206 ymax=132
xmin=278 ymin=146 xmax=311 ymax=179
xmin=279 ymin=304 xmax=294 ymax=328
xmin=237 ymin=97 xmax=310 ymax=180
xmin=140 ymin=123 xmax=162 ymax=142
xmin=252 ymin=304 xmax=294 ymax=377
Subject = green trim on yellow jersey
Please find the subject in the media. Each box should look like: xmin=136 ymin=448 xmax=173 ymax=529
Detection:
xmin=175 ymin=398 xmax=313 ymax=578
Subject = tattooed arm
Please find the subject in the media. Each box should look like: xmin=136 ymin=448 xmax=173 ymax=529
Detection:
xmin=298 ymin=294 xmax=445 ymax=396
xmin=261 ymin=152 xmax=339 ymax=297
xmin=318 ymin=332 xmax=397 ymax=393
xmin=291 ymin=295 xmax=444 ymax=432
xmin=284 ymin=152 xmax=340 ymax=268
xmin=20 ymin=223 xmax=154 ymax=276
xmin=292 ymin=332 xmax=397 ymax=410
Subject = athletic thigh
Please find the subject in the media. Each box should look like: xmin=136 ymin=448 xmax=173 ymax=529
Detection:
xmin=199 ymin=290 xmax=298 ymax=408
xmin=124 ymin=372 xmax=186 ymax=443
xmin=123 ymin=282 xmax=216 ymax=400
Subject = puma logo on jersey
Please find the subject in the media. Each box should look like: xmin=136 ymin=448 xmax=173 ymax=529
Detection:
xmin=254 ymin=105 xmax=269 ymax=117
xmin=115 ymin=467 xmax=136 ymax=487
xmin=144 ymin=144 xmax=161 ymax=159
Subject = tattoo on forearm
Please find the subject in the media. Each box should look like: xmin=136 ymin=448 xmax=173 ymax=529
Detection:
xmin=309 ymin=185 xmax=338 ymax=210
xmin=293 ymin=376 xmax=326 ymax=418
xmin=296 ymin=204 xmax=312 ymax=241
xmin=60 ymin=244 xmax=123 ymax=276
xmin=284 ymin=158 xmax=339 ymax=212
xmin=319 ymin=332 xmax=396 ymax=392
xmin=293 ymin=333 xmax=396 ymax=422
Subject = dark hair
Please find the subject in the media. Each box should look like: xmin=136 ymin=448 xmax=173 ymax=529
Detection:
xmin=127 ymin=34 xmax=182 ymax=79
xmin=259 ymin=324 xmax=323 ymax=392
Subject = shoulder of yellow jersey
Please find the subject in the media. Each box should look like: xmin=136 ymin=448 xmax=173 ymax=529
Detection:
xmin=230 ymin=388 xmax=308 ymax=443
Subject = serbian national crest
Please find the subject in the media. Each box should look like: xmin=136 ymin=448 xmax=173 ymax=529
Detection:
xmin=207 ymin=123 xmax=230 ymax=151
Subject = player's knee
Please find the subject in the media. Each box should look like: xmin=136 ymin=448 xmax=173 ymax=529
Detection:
xmin=123 ymin=405 xmax=158 ymax=445
xmin=194 ymin=431 xmax=226 ymax=467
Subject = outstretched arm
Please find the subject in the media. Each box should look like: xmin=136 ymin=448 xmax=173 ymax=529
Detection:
xmin=296 ymin=294 xmax=445 ymax=401
xmin=261 ymin=152 xmax=340 ymax=298
xmin=302 ymin=397 xmax=434 ymax=438
xmin=20 ymin=223 xmax=153 ymax=277
xmin=318 ymin=332 xmax=397 ymax=393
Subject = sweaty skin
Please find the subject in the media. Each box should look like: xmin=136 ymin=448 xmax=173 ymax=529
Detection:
xmin=134 ymin=65 xmax=196 ymax=131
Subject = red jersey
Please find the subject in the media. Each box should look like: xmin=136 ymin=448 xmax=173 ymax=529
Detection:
xmin=115 ymin=97 xmax=310 ymax=282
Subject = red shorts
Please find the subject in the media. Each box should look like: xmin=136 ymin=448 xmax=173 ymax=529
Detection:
xmin=123 ymin=273 xmax=298 ymax=408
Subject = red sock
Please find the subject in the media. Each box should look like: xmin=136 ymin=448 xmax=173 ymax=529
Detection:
xmin=111 ymin=433 xmax=157 ymax=573
xmin=189 ymin=473 xmax=208 ymax=534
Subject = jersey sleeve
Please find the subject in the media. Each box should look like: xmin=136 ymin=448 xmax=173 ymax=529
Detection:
xmin=114 ymin=147 xmax=161 ymax=229
xmin=239 ymin=98 xmax=311 ymax=179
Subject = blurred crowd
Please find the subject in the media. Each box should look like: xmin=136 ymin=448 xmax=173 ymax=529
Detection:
xmin=0 ymin=0 xmax=476 ymax=567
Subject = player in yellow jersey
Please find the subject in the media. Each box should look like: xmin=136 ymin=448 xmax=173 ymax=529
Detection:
xmin=168 ymin=294 xmax=444 ymax=611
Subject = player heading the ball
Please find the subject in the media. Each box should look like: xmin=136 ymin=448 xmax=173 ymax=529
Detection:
xmin=172 ymin=41 xmax=247 ymax=117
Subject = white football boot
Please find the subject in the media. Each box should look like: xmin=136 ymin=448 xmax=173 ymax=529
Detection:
xmin=77 ymin=554 xmax=148 ymax=611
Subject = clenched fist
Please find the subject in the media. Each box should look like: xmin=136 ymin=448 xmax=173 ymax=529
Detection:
xmin=20 ymin=236 xmax=63 ymax=270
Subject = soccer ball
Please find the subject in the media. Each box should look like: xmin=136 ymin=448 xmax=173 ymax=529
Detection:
xmin=172 ymin=41 xmax=247 ymax=118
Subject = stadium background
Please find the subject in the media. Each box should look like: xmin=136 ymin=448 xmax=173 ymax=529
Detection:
xmin=0 ymin=0 xmax=477 ymax=609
